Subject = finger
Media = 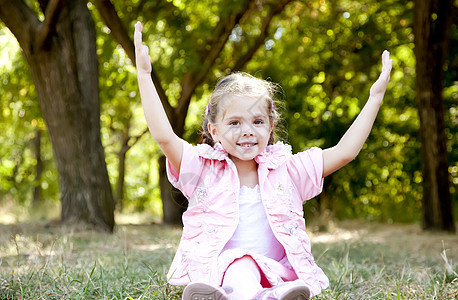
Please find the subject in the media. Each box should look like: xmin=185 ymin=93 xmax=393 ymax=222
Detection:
xmin=384 ymin=57 xmax=393 ymax=73
xmin=142 ymin=45 xmax=150 ymax=57
xmin=134 ymin=21 xmax=143 ymax=49
xmin=387 ymin=59 xmax=393 ymax=70
xmin=382 ymin=50 xmax=389 ymax=65
xmin=382 ymin=51 xmax=392 ymax=74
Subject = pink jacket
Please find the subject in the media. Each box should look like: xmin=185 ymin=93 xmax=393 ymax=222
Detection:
xmin=166 ymin=141 xmax=329 ymax=295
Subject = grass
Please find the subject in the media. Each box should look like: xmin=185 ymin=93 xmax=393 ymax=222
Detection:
xmin=0 ymin=220 xmax=456 ymax=299
xmin=310 ymin=222 xmax=458 ymax=299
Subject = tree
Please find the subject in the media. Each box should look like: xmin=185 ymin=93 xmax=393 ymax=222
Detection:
xmin=0 ymin=0 xmax=115 ymax=232
xmin=414 ymin=0 xmax=455 ymax=232
xmin=4 ymin=0 xmax=452 ymax=228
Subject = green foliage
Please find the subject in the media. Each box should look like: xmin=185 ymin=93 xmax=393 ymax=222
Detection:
xmin=0 ymin=26 xmax=59 ymax=206
xmin=444 ymin=16 xmax=458 ymax=214
xmin=0 ymin=0 xmax=456 ymax=223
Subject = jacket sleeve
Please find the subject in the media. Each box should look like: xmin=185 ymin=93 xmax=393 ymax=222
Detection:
xmin=166 ymin=141 xmax=204 ymax=199
xmin=286 ymin=147 xmax=324 ymax=202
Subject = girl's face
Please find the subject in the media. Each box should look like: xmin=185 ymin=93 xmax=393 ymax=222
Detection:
xmin=208 ymin=95 xmax=273 ymax=162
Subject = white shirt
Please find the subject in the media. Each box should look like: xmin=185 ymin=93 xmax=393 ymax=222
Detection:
xmin=222 ymin=185 xmax=285 ymax=261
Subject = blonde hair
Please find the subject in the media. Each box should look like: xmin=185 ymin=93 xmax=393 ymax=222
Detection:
xmin=202 ymin=72 xmax=281 ymax=146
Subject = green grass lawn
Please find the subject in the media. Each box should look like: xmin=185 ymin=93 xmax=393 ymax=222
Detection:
xmin=0 ymin=221 xmax=456 ymax=299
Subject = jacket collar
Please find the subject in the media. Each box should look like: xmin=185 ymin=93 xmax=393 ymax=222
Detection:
xmin=195 ymin=141 xmax=292 ymax=170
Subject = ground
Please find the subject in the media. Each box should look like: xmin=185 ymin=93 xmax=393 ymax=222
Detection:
xmin=0 ymin=220 xmax=457 ymax=299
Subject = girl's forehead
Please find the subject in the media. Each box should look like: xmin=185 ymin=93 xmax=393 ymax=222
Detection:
xmin=219 ymin=95 xmax=269 ymax=118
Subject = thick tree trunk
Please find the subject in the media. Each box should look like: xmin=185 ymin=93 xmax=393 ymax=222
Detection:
xmin=0 ymin=0 xmax=115 ymax=231
xmin=158 ymin=155 xmax=187 ymax=225
xmin=414 ymin=0 xmax=455 ymax=232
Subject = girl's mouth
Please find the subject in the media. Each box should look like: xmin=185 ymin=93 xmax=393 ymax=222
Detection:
xmin=237 ymin=142 xmax=257 ymax=148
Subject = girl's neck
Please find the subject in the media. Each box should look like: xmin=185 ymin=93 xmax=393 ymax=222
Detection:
xmin=230 ymin=156 xmax=259 ymax=188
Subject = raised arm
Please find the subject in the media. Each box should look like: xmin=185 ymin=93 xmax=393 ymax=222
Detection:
xmin=134 ymin=21 xmax=183 ymax=172
xmin=322 ymin=50 xmax=393 ymax=177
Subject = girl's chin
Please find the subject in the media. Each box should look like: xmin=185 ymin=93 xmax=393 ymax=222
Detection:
xmin=230 ymin=152 xmax=258 ymax=162
xmin=235 ymin=145 xmax=258 ymax=154
xmin=227 ymin=143 xmax=266 ymax=161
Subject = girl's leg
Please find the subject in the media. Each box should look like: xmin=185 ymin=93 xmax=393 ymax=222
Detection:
xmin=222 ymin=256 xmax=263 ymax=300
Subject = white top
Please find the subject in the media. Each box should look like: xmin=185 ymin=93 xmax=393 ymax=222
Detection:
xmin=222 ymin=185 xmax=285 ymax=261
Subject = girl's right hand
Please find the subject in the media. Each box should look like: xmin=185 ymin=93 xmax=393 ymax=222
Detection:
xmin=369 ymin=50 xmax=392 ymax=100
xmin=134 ymin=21 xmax=152 ymax=75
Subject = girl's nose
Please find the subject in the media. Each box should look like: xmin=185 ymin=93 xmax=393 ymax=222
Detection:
xmin=241 ymin=124 xmax=254 ymax=136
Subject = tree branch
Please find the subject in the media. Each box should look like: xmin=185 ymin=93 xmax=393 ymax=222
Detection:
xmin=0 ymin=0 xmax=40 ymax=49
xmin=127 ymin=127 xmax=149 ymax=150
xmin=232 ymin=0 xmax=294 ymax=72
xmin=36 ymin=0 xmax=63 ymax=50
xmin=133 ymin=0 xmax=148 ymax=16
xmin=176 ymin=0 xmax=253 ymax=116
xmin=176 ymin=0 xmax=293 ymax=119
xmin=92 ymin=0 xmax=135 ymax=61
xmin=91 ymin=0 xmax=173 ymax=119
xmin=202 ymin=1 xmax=253 ymax=70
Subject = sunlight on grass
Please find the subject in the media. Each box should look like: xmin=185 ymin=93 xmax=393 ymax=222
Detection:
xmin=115 ymin=211 xmax=162 ymax=225
xmin=0 ymin=221 xmax=456 ymax=299
xmin=0 ymin=198 xmax=163 ymax=226
xmin=0 ymin=198 xmax=60 ymax=225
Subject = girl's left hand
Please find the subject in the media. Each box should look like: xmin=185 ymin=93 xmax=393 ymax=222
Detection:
xmin=134 ymin=21 xmax=152 ymax=75
xmin=369 ymin=50 xmax=393 ymax=99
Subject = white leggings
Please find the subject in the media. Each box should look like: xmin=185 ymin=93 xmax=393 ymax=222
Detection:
xmin=221 ymin=256 xmax=263 ymax=300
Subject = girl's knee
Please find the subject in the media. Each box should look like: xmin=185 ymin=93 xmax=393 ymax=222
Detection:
xmin=223 ymin=255 xmax=262 ymax=294
xmin=230 ymin=255 xmax=259 ymax=272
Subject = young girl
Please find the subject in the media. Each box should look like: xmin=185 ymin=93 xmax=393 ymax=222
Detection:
xmin=134 ymin=21 xmax=392 ymax=300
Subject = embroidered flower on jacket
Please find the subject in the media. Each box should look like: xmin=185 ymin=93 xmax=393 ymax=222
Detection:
xmin=194 ymin=187 xmax=208 ymax=203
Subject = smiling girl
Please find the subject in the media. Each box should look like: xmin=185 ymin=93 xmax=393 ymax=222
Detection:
xmin=134 ymin=21 xmax=392 ymax=300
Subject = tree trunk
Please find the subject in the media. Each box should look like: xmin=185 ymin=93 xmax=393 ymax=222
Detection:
xmin=115 ymin=131 xmax=129 ymax=212
xmin=32 ymin=128 xmax=43 ymax=205
xmin=414 ymin=0 xmax=455 ymax=232
xmin=0 ymin=0 xmax=115 ymax=232
xmin=158 ymin=155 xmax=187 ymax=225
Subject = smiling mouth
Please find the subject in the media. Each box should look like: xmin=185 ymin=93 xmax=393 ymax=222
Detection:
xmin=237 ymin=142 xmax=258 ymax=148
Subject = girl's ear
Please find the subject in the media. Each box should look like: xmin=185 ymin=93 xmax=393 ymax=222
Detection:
xmin=207 ymin=122 xmax=218 ymax=141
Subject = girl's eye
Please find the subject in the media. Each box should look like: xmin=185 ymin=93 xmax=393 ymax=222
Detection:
xmin=254 ymin=119 xmax=264 ymax=125
xmin=229 ymin=121 xmax=239 ymax=126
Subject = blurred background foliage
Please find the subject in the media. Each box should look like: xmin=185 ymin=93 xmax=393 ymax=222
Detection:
xmin=0 ymin=0 xmax=456 ymax=224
